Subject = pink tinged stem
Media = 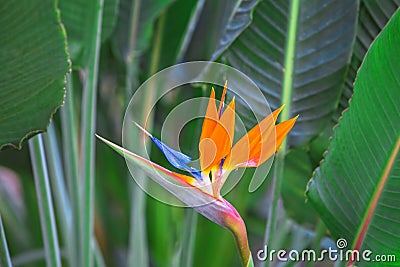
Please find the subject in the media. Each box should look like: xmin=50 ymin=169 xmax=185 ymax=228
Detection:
xmin=221 ymin=199 xmax=252 ymax=266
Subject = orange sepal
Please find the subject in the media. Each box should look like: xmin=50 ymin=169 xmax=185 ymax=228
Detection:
xmin=227 ymin=108 xmax=273 ymax=168
xmin=206 ymin=97 xmax=236 ymax=172
xmin=225 ymin=107 xmax=295 ymax=169
xmin=199 ymin=88 xmax=219 ymax=172
xmin=275 ymin=115 xmax=299 ymax=150
xmin=272 ymin=105 xmax=284 ymax=122
xmin=217 ymin=81 xmax=228 ymax=116
xmin=200 ymin=88 xmax=218 ymax=141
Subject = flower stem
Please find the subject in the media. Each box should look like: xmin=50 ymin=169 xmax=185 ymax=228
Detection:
xmin=29 ymin=135 xmax=61 ymax=267
xmin=262 ymin=151 xmax=285 ymax=267
xmin=179 ymin=209 xmax=198 ymax=267
xmin=43 ymin=123 xmax=74 ymax=265
xmin=126 ymin=8 xmax=167 ymax=267
xmin=223 ymin=200 xmax=253 ymax=267
xmin=61 ymin=73 xmax=80 ymax=267
xmin=232 ymin=220 xmax=252 ymax=267
xmin=0 ymin=214 xmax=12 ymax=267
xmin=124 ymin=0 xmax=148 ymax=266
xmin=79 ymin=0 xmax=104 ymax=266
xmin=263 ymin=0 xmax=300 ymax=266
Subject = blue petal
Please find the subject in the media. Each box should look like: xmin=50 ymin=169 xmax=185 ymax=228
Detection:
xmin=150 ymin=137 xmax=191 ymax=167
xmin=150 ymin=136 xmax=202 ymax=180
xmin=186 ymin=167 xmax=202 ymax=180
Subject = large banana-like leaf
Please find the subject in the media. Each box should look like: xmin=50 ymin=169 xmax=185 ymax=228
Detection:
xmin=335 ymin=0 xmax=400 ymax=121
xmin=0 ymin=0 xmax=69 ymax=150
xmin=155 ymin=0 xmax=205 ymax=68
xmin=184 ymin=0 xmax=259 ymax=61
xmin=281 ymin=147 xmax=318 ymax=224
xmin=58 ymin=0 xmax=119 ymax=68
xmin=210 ymin=0 xmax=260 ymax=61
xmin=225 ymin=0 xmax=358 ymax=146
xmin=112 ymin=0 xmax=175 ymax=61
xmin=307 ymin=9 xmax=400 ymax=266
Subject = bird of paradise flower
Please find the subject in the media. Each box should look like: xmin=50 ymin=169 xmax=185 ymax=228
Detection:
xmin=96 ymin=81 xmax=298 ymax=266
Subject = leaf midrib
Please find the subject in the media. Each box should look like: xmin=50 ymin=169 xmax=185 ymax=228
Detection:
xmin=352 ymin=134 xmax=400 ymax=253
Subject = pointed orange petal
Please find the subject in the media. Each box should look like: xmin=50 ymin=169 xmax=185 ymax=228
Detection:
xmin=275 ymin=115 xmax=298 ymax=150
xmin=199 ymin=138 xmax=217 ymax=174
xmin=255 ymin=131 xmax=278 ymax=167
xmin=225 ymin=135 xmax=251 ymax=169
xmin=200 ymin=88 xmax=218 ymax=140
xmin=199 ymin=88 xmax=219 ymax=171
xmin=227 ymin=107 xmax=279 ymax=168
xmin=207 ymin=97 xmax=235 ymax=171
xmin=254 ymin=114 xmax=298 ymax=165
xmin=272 ymin=105 xmax=284 ymax=122
xmin=217 ymin=81 xmax=228 ymax=117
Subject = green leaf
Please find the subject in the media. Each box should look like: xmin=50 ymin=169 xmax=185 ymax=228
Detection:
xmin=280 ymin=124 xmax=332 ymax=225
xmin=246 ymin=255 xmax=254 ymax=267
xmin=225 ymin=0 xmax=358 ymax=146
xmin=0 ymin=214 xmax=12 ymax=267
xmin=335 ymin=0 xmax=400 ymax=121
xmin=0 ymin=0 xmax=69 ymax=150
xmin=281 ymin=147 xmax=318 ymax=225
xmin=58 ymin=0 xmax=118 ymax=68
xmin=210 ymin=0 xmax=260 ymax=60
xmin=157 ymin=0 xmax=206 ymax=68
xmin=112 ymin=0 xmax=175 ymax=61
xmin=307 ymin=9 xmax=400 ymax=266
xmin=184 ymin=0 xmax=259 ymax=61
xmin=102 ymin=0 xmax=120 ymax=42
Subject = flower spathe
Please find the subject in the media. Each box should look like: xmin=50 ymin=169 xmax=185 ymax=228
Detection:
xmin=96 ymin=81 xmax=297 ymax=267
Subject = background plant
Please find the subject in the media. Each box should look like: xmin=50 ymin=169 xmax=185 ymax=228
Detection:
xmin=0 ymin=0 xmax=399 ymax=266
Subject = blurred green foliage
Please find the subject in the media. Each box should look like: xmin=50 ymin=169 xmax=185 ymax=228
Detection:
xmin=1 ymin=0 xmax=400 ymax=267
